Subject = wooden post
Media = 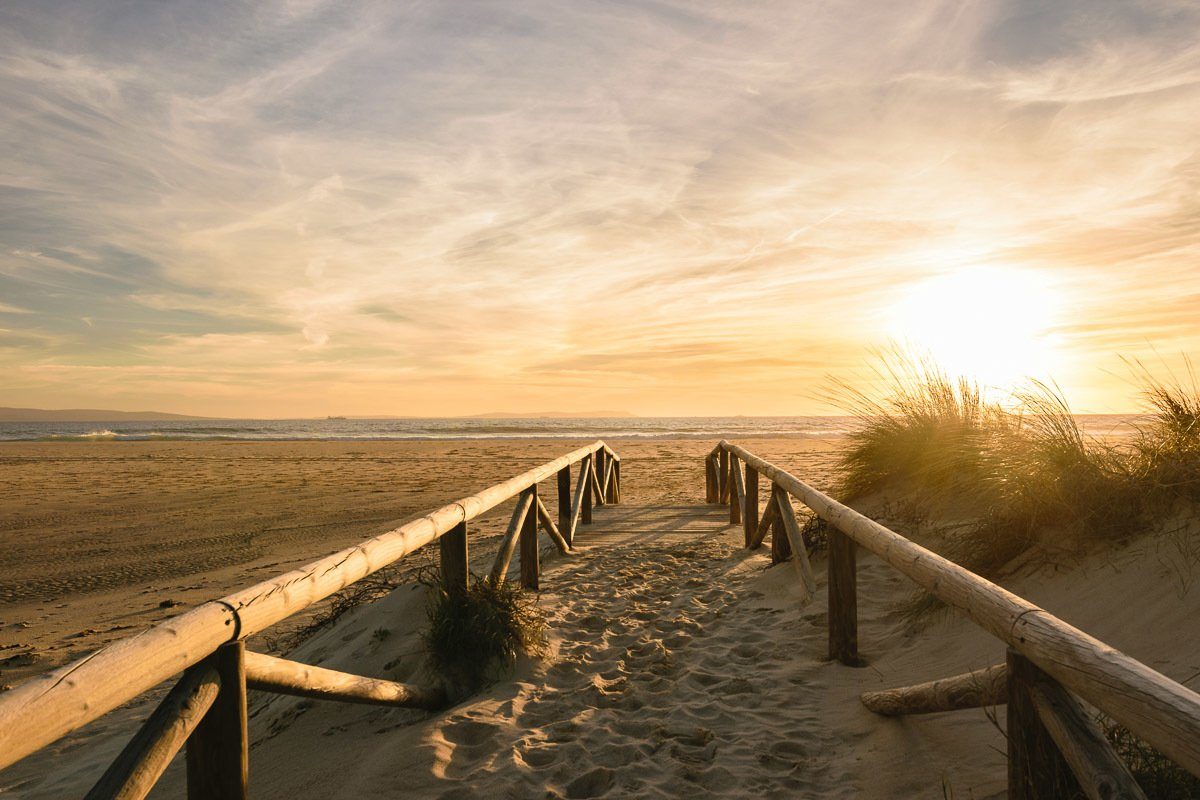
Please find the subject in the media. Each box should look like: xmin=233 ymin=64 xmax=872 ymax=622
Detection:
xmin=439 ymin=521 xmax=468 ymax=595
xmin=611 ymin=460 xmax=621 ymax=504
xmin=718 ymin=448 xmax=729 ymax=504
xmin=743 ymin=466 xmax=758 ymax=547
xmin=705 ymin=455 xmax=717 ymax=503
xmin=595 ymin=450 xmax=607 ymax=506
xmin=581 ymin=455 xmax=593 ymax=525
xmin=186 ymin=642 xmax=248 ymax=800
xmin=728 ymin=456 xmax=741 ymax=526
xmin=519 ymin=485 xmax=539 ymax=590
xmin=557 ymin=466 xmax=571 ymax=543
xmin=770 ymin=485 xmax=792 ymax=563
xmin=1029 ymin=677 xmax=1148 ymax=800
xmin=86 ymin=665 xmax=221 ymax=800
xmin=828 ymin=529 xmax=859 ymax=666
xmin=1008 ymin=649 xmax=1080 ymax=800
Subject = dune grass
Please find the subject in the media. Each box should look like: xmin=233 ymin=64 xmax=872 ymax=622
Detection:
xmin=420 ymin=569 xmax=547 ymax=693
xmin=832 ymin=357 xmax=1200 ymax=579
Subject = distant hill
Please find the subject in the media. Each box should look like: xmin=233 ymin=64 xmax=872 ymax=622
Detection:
xmin=467 ymin=410 xmax=637 ymax=419
xmin=0 ymin=407 xmax=213 ymax=422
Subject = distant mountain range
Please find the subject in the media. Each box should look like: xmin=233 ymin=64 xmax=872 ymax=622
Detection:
xmin=467 ymin=410 xmax=637 ymax=419
xmin=0 ymin=406 xmax=213 ymax=422
xmin=0 ymin=407 xmax=638 ymax=422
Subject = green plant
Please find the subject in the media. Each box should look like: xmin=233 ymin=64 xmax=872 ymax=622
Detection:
xmin=420 ymin=569 xmax=547 ymax=693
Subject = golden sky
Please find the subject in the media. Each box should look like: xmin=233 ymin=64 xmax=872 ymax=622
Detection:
xmin=2 ymin=1 xmax=1199 ymax=416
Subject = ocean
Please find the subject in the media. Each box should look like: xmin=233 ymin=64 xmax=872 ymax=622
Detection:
xmin=0 ymin=415 xmax=1141 ymax=442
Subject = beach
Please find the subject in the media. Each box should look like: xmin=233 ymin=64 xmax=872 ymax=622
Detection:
xmin=4 ymin=435 xmax=1198 ymax=798
xmin=0 ymin=438 xmax=842 ymax=689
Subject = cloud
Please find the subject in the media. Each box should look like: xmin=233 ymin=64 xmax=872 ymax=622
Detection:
xmin=0 ymin=0 xmax=1198 ymax=414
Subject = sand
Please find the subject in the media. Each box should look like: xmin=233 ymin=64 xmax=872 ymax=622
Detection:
xmin=2 ymin=437 xmax=1197 ymax=798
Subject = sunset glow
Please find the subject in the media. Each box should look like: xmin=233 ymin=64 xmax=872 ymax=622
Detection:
xmin=887 ymin=267 xmax=1063 ymax=390
xmin=2 ymin=2 xmax=1199 ymax=416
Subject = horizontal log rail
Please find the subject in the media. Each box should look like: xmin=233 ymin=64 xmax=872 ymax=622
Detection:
xmin=243 ymin=651 xmax=445 ymax=710
xmin=0 ymin=441 xmax=620 ymax=796
xmin=706 ymin=439 xmax=1200 ymax=794
xmin=861 ymin=664 xmax=1007 ymax=717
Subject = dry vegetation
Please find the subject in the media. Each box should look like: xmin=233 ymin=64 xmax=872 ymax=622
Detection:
xmin=833 ymin=358 xmax=1200 ymax=579
xmin=419 ymin=568 xmax=547 ymax=696
xmin=831 ymin=356 xmax=1200 ymax=798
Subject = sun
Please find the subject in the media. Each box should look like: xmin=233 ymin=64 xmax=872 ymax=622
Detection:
xmin=885 ymin=266 xmax=1062 ymax=390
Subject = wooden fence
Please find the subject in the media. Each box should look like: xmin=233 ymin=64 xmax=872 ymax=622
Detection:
xmin=706 ymin=439 xmax=1200 ymax=799
xmin=0 ymin=441 xmax=620 ymax=799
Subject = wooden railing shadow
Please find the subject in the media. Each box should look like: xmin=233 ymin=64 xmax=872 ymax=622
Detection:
xmin=707 ymin=439 xmax=1200 ymax=799
xmin=0 ymin=442 xmax=621 ymax=800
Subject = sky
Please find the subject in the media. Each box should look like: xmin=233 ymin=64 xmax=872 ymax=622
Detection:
xmin=2 ymin=0 xmax=1199 ymax=417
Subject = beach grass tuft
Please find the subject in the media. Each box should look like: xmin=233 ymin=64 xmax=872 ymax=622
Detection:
xmin=420 ymin=569 xmax=547 ymax=692
xmin=831 ymin=355 xmax=1200 ymax=581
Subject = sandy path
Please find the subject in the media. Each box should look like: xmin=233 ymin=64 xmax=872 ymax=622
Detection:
xmin=425 ymin=504 xmax=853 ymax=799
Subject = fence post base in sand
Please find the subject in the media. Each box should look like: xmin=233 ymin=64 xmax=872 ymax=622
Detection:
xmin=769 ymin=484 xmax=791 ymax=564
xmin=828 ymin=529 xmax=860 ymax=666
xmin=557 ymin=466 xmax=572 ymax=544
xmin=85 ymin=664 xmax=220 ymax=800
xmin=581 ymin=456 xmax=594 ymax=526
xmin=186 ymin=642 xmax=248 ymax=800
xmin=705 ymin=453 xmax=717 ymax=503
xmin=1008 ymin=649 xmax=1081 ymax=800
xmin=520 ymin=485 xmax=540 ymax=590
xmin=440 ymin=521 xmax=468 ymax=595
xmin=743 ymin=466 xmax=758 ymax=547
xmin=728 ymin=455 xmax=742 ymax=526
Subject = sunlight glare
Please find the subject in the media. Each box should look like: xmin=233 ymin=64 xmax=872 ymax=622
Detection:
xmin=886 ymin=266 xmax=1062 ymax=391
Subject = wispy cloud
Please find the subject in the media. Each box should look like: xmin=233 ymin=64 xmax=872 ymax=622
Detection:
xmin=1 ymin=0 xmax=1198 ymax=414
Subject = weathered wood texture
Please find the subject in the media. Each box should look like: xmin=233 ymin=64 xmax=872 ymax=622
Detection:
xmin=0 ymin=441 xmax=614 ymax=771
xmin=743 ymin=466 xmax=758 ymax=547
xmin=721 ymin=440 xmax=1200 ymax=776
xmin=489 ymin=491 xmax=535 ymax=585
xmin=85 ymin=665 xmax=220 ymax=800
xmin=827 ymin=528 xmax=859 ymax=666
xmin=1029 ymin=675 xmax=1148 ymax=800
xmin=705 ymin=455 xmax=717 ymax=503
xmin=718 ymin=448 xmax=730 ymax=504
xmin=520 ymin=485 xmax=540 ymax=590
xmin=773 ymin=488 xmax=815 ymax=602
xmin=568 ymin=458 xmax=588 ymax=544
xmin=186 ymin=643 xmax=247 ymax=800
xmin=440 ymin=521 xmax=468 ymax=594
xmin=535 ymin=496 xmax=571 ymax=554
xmin=1008 ymin=649 xmax=1080 ymax=800
xmin=589 ymin=455 xmax=605 ymax=508
xmin=861 ymin=664 xmax=1007 ymax=716
xmin=729 ymin=456 xmax=743 ymax=526
xmin=557 ymin=466 xmax=572 ymax=544
xmin=749 ymin=490 xmax=779 ymax=550
xmin=244 ymin=651 xmax=444 ymax=710
xmin=581 ymin=455 xmax=594 ymax=525
xmin=769 ymin=484 xmax=791 ymax=564
xmin=606 ymin=459 xmax=619 ymax=503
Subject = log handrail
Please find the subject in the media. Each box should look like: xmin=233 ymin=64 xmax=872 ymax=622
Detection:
xmin=243 ymin=651 xmax=445 ymax=710
xmin=708 ymin=439 xmax=1200 ymax=780
xmin=0 ymin=440 xmax=619 ymax=778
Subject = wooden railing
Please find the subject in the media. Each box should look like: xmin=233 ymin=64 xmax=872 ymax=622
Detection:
xmin=0 ymin=441 xmax=620 ymax=799
xmin=706 ymin=440 xmax=1200 ymax=799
